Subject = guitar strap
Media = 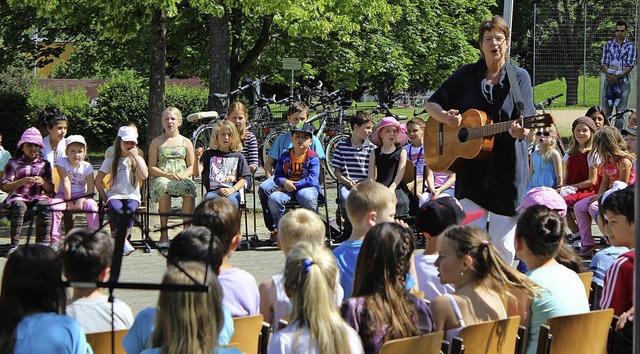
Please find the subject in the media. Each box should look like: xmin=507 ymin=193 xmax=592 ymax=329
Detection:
xmin=504 ymin=63 xmax=524 ymax=115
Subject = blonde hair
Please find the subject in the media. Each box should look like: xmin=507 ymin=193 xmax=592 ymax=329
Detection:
xmin=284 ymin=242 xmax=351 ymax=354
xmin=209 ymin=120 xmax=243 ymax=152
xmin=345 ymin=181 xmax=396 ymax=221
xmin=151 ymin=262 xmax=223 ymax=354
xmin=536 ymin=126 xmax=558 ymax=163
xmin=593 ymin=126 xmax=635 ymax=162
xmin=162 ymin=106 xmax=183 ymax=125
xmin=278 ymin=209 xmax=326 ymax=254
xmin=227 ymin=102 xmax=249 ymax=141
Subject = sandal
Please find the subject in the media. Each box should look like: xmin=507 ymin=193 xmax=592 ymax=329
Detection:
xmin=578 ymin=244 xmax=597 ymax=257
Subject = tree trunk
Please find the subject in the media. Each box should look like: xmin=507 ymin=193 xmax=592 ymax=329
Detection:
xmin=208 ymin=12 xmax=231 ymax=113
xmin=565 ymin=66 xmax=579 ymax=106
xmin=148 ymin=8 xmax=166 ymax=146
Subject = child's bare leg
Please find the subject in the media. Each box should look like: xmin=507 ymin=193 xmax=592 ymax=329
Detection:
xmin=158 ymin=196 xmax=171 ymax=243
xmin=182 ymin=196 xmax=194 ymax=229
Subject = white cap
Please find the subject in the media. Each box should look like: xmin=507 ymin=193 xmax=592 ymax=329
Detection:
xmin=118 ymin=126 xmax=138 ymax=144
xmin=65 ymin=135 xmax=87 ymax=148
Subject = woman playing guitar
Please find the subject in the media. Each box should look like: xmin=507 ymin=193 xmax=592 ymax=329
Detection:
xmin=424 ymin=15 xmax=537 ymax=266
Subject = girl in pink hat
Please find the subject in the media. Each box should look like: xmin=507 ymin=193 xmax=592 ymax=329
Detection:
xmin=2 ymin=127 xmax=54 ymax=254
xmin=368 ymin=117 xmax=415 ymax=215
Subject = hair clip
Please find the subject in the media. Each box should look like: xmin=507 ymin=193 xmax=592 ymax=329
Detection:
xmin=481 ymin=240 xmax=490 ymax=246
xmin=303 ymin=259 xmax=314 ymax=273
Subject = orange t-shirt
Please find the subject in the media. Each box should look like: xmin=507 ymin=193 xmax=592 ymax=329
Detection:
xmin=288 ymin=150 xmax=308 ymax=182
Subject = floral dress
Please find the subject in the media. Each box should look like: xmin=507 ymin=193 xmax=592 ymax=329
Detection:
xmin=150 ymin=145 xmax=197 ymax=201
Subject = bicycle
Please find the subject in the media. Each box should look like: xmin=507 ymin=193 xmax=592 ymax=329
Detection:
xmin=188 ymin=76 xmax=269 ymax=152
xmin=608 ymin=109 xmax=634 ymax=131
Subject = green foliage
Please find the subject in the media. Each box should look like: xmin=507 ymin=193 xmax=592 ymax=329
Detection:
xmin=533 ymin=76 xmax=601 ymax=108
xmin=28 ymin=84 xmax=91 ymax=143
xmin=0 ymin=67 xmax=34 ymax=151
xmin=165 ymin=83 xmax=209 ymax=138
xmin=91 ymin=70 xmax=149 ymax=147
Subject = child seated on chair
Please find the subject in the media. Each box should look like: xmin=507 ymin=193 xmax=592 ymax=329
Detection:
xmin=267 ymin=122 xmax=324 ymax=230
xmin=192 ymin=198 xmax=260 ymax=317
xmin=2 ymin=127 xmax=54 ymax=254
xmin=195 ymin=120 xmax=250 ymax=208
xmin=332 ymin=111 xmax=376 ymax=237
xmin=50 ymin=135 xmax=99 ymax=246
xmin=333 ymin=181 xmax=418 ymax=298
xmin=61 ymin=227 xmax=134 ymax=333
xmin=599 ymin=185 xmax=635 ymax=316
xmin=123 ymin=226 xmax=234 ymax=354
xmin=259 ymin=209 xmax=343 ymax=330
xmin=414 ymin=197 xmax=484 ymax=301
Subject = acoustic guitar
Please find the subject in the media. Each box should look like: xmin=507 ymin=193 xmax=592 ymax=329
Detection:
xmin=424 ymin=109 xmax=554 ymax=173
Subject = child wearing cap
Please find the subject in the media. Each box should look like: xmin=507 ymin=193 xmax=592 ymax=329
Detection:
xmin=95 ymin=125 xmax=149 ymax=255
xmin=2 ymin=127 xmax=54 ymax=254
xmin=50 ymin=135 xmax=99 ymax=245
xmin=267 ymin=122 xmax=324 ymax=229
xmin=414 ymin=197 xmax=483 ymax=301
xmin=368 ymin=117 xmax=415 ymax=216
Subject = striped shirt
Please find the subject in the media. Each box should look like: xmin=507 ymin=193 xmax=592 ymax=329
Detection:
xmin=602 ymin=38 xmax=637 ymax=84
xmin=331 ymin=137 xmax=376 ymax=183
xmin=600 ymin=249 xmax=635 ymax=316
xmin=242 ymin=132 xmax=259 ymax=170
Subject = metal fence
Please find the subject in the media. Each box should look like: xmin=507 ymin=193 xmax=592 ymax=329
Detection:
xmin=532 ymin=2 xmax=638 ymax=109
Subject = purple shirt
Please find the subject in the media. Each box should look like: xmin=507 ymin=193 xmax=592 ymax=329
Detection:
xmin=2 ymin=155 xmax=52 ymax=206
xmin=218 ymin=267 xmax=260 ymax=317
xmin=341 ymin=295 xmax=434 ymax=354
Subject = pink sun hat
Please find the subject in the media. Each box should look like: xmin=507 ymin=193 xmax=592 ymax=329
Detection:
xmin=518 ymin=187 xmax=567 ymax=217
xmin=370 ymin=117 xmax=409 ymax=146
xmin=17 ymin=127 xmax=45 ymax=149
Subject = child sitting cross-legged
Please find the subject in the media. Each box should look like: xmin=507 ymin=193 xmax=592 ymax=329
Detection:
xmin=268 ymin=122 xmax=324 ymax=232
xmin=259 ymin=208 xmax=343 ymax=330
xmin=61 ymin=227 xmax=134 ymax=333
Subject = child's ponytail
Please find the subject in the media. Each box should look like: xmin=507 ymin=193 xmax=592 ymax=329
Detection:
xmin=284 ymin=243 xmax=350 ymax=354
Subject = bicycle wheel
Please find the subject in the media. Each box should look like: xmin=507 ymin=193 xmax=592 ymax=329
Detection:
xmin=261 ymin=130 xmax=282 ymax=165
xmin=324 ymin=133 xmax=349 ymax=181
xmin=192 ymin=124 xmax=215 ymax=152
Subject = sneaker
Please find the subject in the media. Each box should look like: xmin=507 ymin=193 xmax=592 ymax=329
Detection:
xmin=270 ymin=230 xmax=279 ymax=246
xmin=7 ymin=245 xmax=18 ymax=256
xmin=578 ymin=244 xmax=597 ymax=257
xmin=157 ymin=242 xmax=170 ymax=250
xmin=123 ymin=240 xmax=135 ymax=256
xmin=572 ymin=239 xmax=582 ymax=250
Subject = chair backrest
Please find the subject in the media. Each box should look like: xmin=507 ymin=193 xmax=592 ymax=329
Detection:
xmin=228 ymin=314 xmax=264 ymax=354
xmin=378 ymin=331 xmax=444 ymax=354
xmin=85 ymin=330 xmax=128 ymax=354
xmin=577 ymin=272 xmax=593 ymax=298
xmin=452 ymin=316 xmax=521 ymax=354
xmin=403 ymin=160 xmax=416 ymax=187
xmin=536 ymin=309 xmax=614 ymax=354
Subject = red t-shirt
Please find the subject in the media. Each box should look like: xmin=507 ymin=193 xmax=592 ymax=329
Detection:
xmin=600 ymin=250 xmax=635 ymax=316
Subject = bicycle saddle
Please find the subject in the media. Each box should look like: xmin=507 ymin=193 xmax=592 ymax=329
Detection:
xmin=186 ymin=111 xmax=220 ymax=122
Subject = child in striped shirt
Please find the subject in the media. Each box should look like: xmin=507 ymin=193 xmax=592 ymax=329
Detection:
xmin=331 ymin=111 xmax=376 ymax=235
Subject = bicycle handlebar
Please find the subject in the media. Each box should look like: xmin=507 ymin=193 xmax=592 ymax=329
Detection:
xmin=535 ymin=93 xmax=563 ymax=108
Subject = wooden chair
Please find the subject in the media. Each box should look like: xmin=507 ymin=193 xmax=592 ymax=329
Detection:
xmin=449 ymin=316 xmax=521 ymax=354
xmin=577 ymin=272 xmax=593 ymax=299
xmin=85 ymin=330 xmax=128 ymax=354
xmin=402 ymin=160 xmax=416 ymax=192
xmin=378 ymin=331 xmax=444 ymax=354
xmin=228 ymin=314 xmax=264 ymax=354
xmin=535 ymin=309 xmax=614 ymax=354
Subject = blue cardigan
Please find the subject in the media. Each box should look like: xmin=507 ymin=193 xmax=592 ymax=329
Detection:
xmin=273 ymin=148 xmax=324 ymax=202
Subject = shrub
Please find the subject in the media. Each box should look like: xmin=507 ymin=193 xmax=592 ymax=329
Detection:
xmin=165 ymin=83 xmax=208 ymax=140
xmin=0 ymin=67 xmax=33 ymax=151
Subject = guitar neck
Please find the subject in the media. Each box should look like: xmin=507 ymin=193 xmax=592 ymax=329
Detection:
xmin=467 ymin=119 xmax=520 ymax=140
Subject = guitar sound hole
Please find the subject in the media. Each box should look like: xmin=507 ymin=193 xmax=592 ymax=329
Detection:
xmin=458 ymin=127 xmax=469 ymax=143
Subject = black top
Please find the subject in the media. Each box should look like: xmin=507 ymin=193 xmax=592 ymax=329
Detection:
xmin=374 ymin=146 xmax=404 ymax=189
xmin=427 ymin=60 xmax=536 ymax=215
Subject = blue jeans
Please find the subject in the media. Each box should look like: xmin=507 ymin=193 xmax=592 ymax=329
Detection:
xmin=268 ymin=187 xmax=319 ymax=229
xmin=205 ymin=190 xmax=241 ymax=208
xmin=258 ymin=177 xmax=278 ymax=231
xmin=107 ymin=199 xmax=139 ymax=229
xmin=338 ymin=184 xmax=353 ymax=232
xmin=602 ymin=80 xmax=631 ymax=117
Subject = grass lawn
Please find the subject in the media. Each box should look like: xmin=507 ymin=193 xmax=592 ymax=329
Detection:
xmin=533 ymin=76 xmax=601 ymax=108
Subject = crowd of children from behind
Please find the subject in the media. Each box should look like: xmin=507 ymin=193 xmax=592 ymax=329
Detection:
xmin=0 ymin=102 xmax=637 ymax=353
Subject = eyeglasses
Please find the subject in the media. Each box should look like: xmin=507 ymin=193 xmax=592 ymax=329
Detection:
xmin=535 ymin=131 xmax=551 ymax=137
xmin=616 ymin=29 xmax=626 ymax=33
xmin=483 ymin=36 xmax=507 ymax=45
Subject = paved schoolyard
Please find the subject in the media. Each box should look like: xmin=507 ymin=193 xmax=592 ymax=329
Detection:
xmin=0 ymin=109 xmax=600 ymax=315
